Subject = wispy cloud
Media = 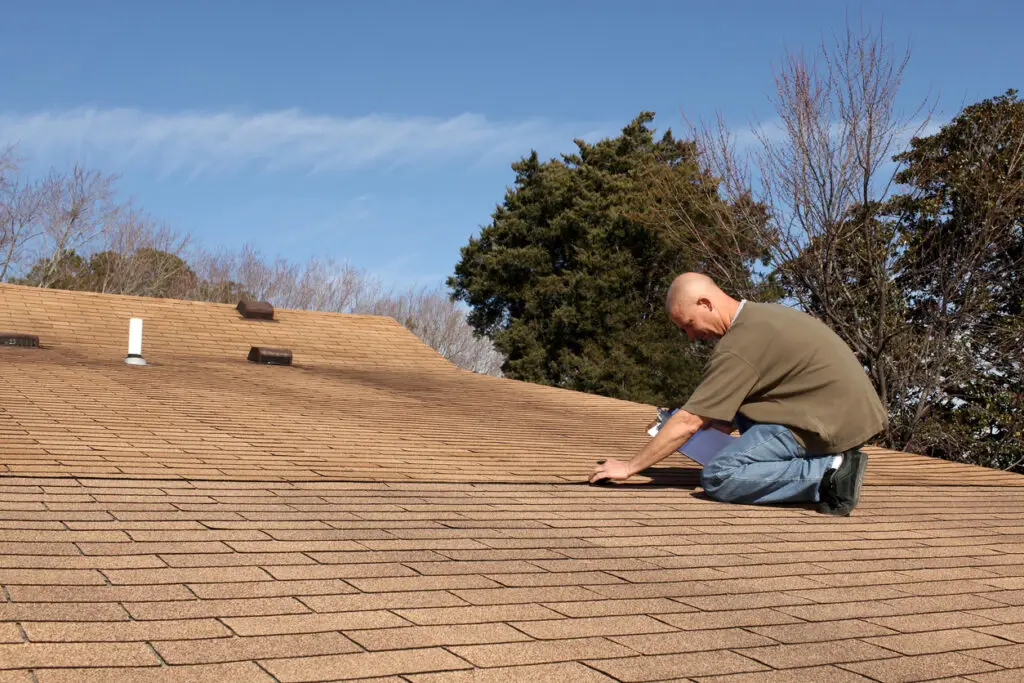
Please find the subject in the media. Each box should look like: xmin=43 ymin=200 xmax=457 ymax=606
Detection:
xmin=0 ymin=108 xmax=605 ymax=178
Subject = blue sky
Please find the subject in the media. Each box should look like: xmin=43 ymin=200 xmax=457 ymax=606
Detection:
xmin=1 ymin=0 xmax=1020 ymax=291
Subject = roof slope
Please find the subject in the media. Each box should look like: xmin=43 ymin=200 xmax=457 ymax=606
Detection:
xmin=1 ymin=284 xmax=1019 ymax=487
xmin=2 ymin=283 xmax=1023 ymax=682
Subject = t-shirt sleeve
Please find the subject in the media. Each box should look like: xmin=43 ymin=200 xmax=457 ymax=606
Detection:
xmin=682 ymin=351 xmax=759 ymax=422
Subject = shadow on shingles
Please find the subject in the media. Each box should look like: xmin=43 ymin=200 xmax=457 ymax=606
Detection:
xmin=586 ymin=466 xmax=702 ymax=490
xmin=687 ymin=489 xmax=819 ymax=512
xmin=587 ymin=468 xmax=821 ymax=512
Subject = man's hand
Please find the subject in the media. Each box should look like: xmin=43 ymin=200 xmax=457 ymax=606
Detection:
xmin=587 ymin=410 xmax=707 ymax=486
xmin=589 ymin=458 xmax=634 ymax=485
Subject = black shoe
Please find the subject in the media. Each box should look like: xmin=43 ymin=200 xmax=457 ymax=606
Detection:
xmin=817 ymin=450 xmax=867 ymax=516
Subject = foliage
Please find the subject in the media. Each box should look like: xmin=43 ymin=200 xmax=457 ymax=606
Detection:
xmin=14 ymin=247 xmax=200 ymax=297
xmin=449 ymin=113 xmax=763 ymax=404
xmin=886 ymin=90 xmax=1024 ymax=470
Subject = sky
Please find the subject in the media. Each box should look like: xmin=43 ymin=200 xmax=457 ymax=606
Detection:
xmin=1 ymin=0 xmax=1020 ymax=291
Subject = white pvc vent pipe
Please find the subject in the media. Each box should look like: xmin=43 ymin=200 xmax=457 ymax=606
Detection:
xmin=125 ymin=318 xmax=147 ymax=366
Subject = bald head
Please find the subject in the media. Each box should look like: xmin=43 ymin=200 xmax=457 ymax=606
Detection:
xmin=666 ymin=273 xmax=740 ymax=342
xmin=666 ymin=273 xmax=719 ymax=314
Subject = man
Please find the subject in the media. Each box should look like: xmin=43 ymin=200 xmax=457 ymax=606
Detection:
xmin=589 ymin=273 xmax=888 ymax=516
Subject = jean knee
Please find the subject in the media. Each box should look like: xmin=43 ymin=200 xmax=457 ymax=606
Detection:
xmin=700 ymin=460 xmax=735 ymax=501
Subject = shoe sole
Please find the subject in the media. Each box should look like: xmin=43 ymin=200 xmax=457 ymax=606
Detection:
xmin=817 ymin=451 xmax=868 ymax=516
xmin=849 ymin=451 xmax=868 ymax=509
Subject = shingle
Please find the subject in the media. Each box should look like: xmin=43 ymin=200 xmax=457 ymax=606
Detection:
xmin=864 ymin=611 xmax=1002 ymax=632
xmin=868 ymin=626 xmax=1015 ymax=657
xmin=159 ymin=551 xmax=315 ymax=567
xmin=586 ymin=651 xmax=767 ymax=681
xmin=346 ymin=574 xmax=501 ymax=593
xmin=0 ymin=642 xmax=160 ymax=668
xmin=263 ymin=563 xmax=417 ymax=581
xmin=749 ymin=619 xmax=896 ymax=643
xmin=222 ymin=609 xmax=410 ymax=636
xmin=299 ymin=589 xmax=467 ymax=613
xmin=346 ymin=623 xmax=533 ymax=650
xmin=153 ymin=632 xmax=361 ymax=665
xmin=406 ymin=661 xmax=618 ymax=682
xmin=840 ymin=652 xmax=1001 ymax=682
xmin=259 ymin=647 xmax=472 ymax=682
xmin=737 ymin=640 xmax=909 ymax=668
xmin=0 ymin=602 xmax=129 ymax=621
xmin=610 ymin=627 xmax=775 ymax=655
xmin=22 ymin=618 xmax=231 ymax=642
xmin=542 ymin=597 xmax=697 ymax=618
xmin=970 ymin=644 xmax=1024 ymax=667
xmin=486 ymin=571 xmax=625 ymax=588
xmin=451 ymin=586 xmax=605 ymax=605
xmin=33 ymin=662 xmax=275 ymax=682
xmin=510 ymin=615 xmax=676 ymax=640
xmin=0 ymin=553 xmax=165 ymax=570
xmin=394 ymin=603 xmax=563 ymax=625
xmin=657 ymin=608 xmax=802 ymax=631
xmin=0 ymin=569 xmax=106 ymax=585
xmin=0 ymin=623 xmax=22 ymax=644
xmin=690 ymin=666 xmax=877 ymax=682
xmin=187 ymin=578 xmax=355 ymax=600
xmin=448 ymin=637 xmax=637 ymax=668
xmin=125 ymin=597 xmax=308 ymax=620
xmin=966 ymin=671 xmax=1024 ymax=683
xmin=5 ymin=584 xmax=194 ymax=603
xmin=975 ymin=624 xmax=1024 ymax=643
xmin=405 ymin=560 xmax=546 ymax=575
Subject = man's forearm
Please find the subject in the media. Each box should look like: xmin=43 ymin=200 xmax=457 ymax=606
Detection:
xmin=626 ymin=410 xmax=704 ymax=476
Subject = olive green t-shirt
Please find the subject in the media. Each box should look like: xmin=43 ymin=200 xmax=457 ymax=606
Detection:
xmin=682 ymin=301 xmax=887 ymax=454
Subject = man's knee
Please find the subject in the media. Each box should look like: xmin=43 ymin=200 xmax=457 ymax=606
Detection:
xmin=700 ymin=459 xmax=738 ymax=502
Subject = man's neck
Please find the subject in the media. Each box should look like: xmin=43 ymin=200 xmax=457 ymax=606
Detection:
xmin=723 ymin=298 xmax=745 ymax=330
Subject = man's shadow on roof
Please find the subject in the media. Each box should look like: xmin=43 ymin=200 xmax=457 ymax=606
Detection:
xmin=587 ymin=466 xmax=701 ymax=489
xmin=587 ymin=466 xmax=819 ymax=511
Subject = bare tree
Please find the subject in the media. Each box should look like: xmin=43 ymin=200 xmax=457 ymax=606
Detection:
xmin=1 ymin=146 xmax=504 ymax=377
xmin=189 ymin=244 xmax=505 ymax=375
xmin=650 ymin=22 xmax=921 ymax=421
xmin=31 ymin=164 xmax=120 ymax=288
xmin=364 ymin=286 xmax=505 ymax=375
xmin=0 ymin=148 xmax=44 ymax=281
xmin=89 ymin=201 xmax=196 ymax=297
xmin=189 ymin=245 xmax=382 ymax=312
xmin=651 ymin=21 xmax=1024 ymax=465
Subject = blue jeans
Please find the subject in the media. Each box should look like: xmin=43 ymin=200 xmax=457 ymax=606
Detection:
xmin=699 ymin=415 xmax=834 ymax=505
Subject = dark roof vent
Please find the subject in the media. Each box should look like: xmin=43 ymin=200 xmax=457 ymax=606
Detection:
xmin=0 ymin=332 xmax=39 ymax=348
xmin=248 ymin=346 xmax=292 ymax=366
xmin=237 ymin=300 xmax=274 ymax=320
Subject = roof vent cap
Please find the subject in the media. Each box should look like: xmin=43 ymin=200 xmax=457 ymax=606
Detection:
xmin=238 ymin=300 xmax=274 ymax=320
xmin=124 ymin=318 xmax=147 ymax=366
xmin=0 ymin=332 xmax=39 ymax=348
xmin=248 ymin=346 xmax=292 ymax=366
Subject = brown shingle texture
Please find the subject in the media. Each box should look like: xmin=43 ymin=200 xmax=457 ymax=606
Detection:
xmin=2 ymin=283 xmax=1024 ymax=681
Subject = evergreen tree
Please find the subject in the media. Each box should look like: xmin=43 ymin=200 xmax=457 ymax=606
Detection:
xmin=449 ymin=113 xmax=761 ymax=405
xmin=887 ymin=90 xmax=1024 ymax=470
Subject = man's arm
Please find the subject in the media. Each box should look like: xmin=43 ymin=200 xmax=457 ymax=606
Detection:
xmin=589 ymin=409 xmax=707 ymax=484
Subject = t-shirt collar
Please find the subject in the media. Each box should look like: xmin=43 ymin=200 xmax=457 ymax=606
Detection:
xmin=730 ymin=299 xmax=747 ymax=327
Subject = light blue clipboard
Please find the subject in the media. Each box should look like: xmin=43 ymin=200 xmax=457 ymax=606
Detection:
xmin=648 ymin=409 xmax=736 ymax=466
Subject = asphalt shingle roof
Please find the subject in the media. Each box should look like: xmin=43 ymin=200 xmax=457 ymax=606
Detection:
xmin=1 ymin=283 xmax=1022 ymax=682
